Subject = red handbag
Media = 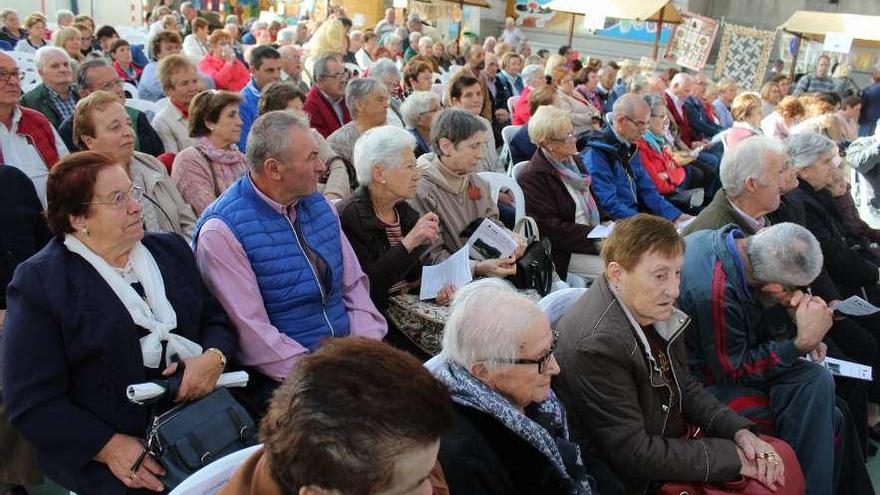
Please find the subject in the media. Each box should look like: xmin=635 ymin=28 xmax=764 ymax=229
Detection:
xmin=657 ymin=434 xmax=805 ymax=495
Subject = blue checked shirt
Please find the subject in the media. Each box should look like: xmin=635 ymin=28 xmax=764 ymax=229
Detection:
xmin=46 ymin=86 xmax=78 ymax=123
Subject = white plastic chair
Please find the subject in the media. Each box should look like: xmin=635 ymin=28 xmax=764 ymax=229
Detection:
xmin=21 ymin=71 xmax=41 ymax=93
xmin=538 ymin=288 xmax=587 ymax=326
xmin=507 ymin=96 xmax=518 ymax=114
xmin=8 ymin=51 xmax=34 ymax=66
xmin=501 ymin=124 xmax=521 ymax=148
xmin=510 ymin=160 xmax=529 ymax=180
xmin=168 ymin=444 xmax=262 ymax=495
xmin=431 ymin=82 xmax=445 ymax=99
xmin=123 ymin=82 xmax=139 ymax=99
xmin=125 ymin=98 xmax=157 ymax=120
xmin=477 ymin=171 xmax=526 ymax=227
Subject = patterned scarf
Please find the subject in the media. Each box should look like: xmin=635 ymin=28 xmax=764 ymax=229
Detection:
xmin=430 ymin=359 xmax=593 ymax=495
xmin=193 ymin=137 xmax=246 ymax=168
xmin=543 ymin=149 xmax=600 ymax=226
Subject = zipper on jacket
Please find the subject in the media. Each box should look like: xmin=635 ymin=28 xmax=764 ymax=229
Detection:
xmin=285 ymin=215 xmax=335 ymax=337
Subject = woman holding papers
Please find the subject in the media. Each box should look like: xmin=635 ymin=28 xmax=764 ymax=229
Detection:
xmin=518 ymin=106 xmax=605 ymax=283
xmin=410 ymin=109 xmax=524 ymax=279
xmin=2 ymin=152 xmax=237 ymax=495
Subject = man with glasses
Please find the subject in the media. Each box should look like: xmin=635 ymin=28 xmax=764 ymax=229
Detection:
xmin=56 ymin=58 xmax=164 ymax=156
xmin=238 ymin=45 xmax=282 ymax=152
xmin=20 ymin=46 xmax=79 ymax=130
xmin=0 ymin=51 xmax=68 ymax=208
xmin=581 ymin=94 xmax=691 ymax=224
xmin=303 ymin=53 xmax=351 ymax=138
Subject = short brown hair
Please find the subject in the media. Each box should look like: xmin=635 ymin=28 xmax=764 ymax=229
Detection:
xmin=777 ymin=95 xmax=805 ymax=118
xmin=188 ymin=90 xmax=243 ymax=137
xmin=363 ymin=31 xmax=378 ymax=43
xmin=191 ymin=17 xmax=209 ymax=32
xmin=258 ymin=82 xmax=306 ymax=116
xmin=601 ymin=214 xmax=685 ymax=270
xmin=73 ymin=90 xmax=121 ymax=150
xmin=529 ymin=85 xmax=557 ymax=114
xmin=150 ymin=30 xmax=182 ymax=60
xmin=208 ymin=28 xmax=231 ymax=46
xmin=158 ymin=54 xmax=195 ymax=92
xmin=108 ymin=38 xmax=130 ymax=57
xmin=731 ymin=92 xmax=762 ymax=122
xmin=500 ymin=51 xmax=522 ymax=71
xmin=24 ymin=13 xmax=44 ymax=29
xmin=403 ymin=59 xmax=431 ymax=90
xmin=260 ymin=338 xmax=452 ymax=494
xmin=46 ymin=151 xmax=120 ymax=235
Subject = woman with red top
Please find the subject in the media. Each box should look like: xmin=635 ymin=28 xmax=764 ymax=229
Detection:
xmin=108 ymin=39 xmax=143 ymax=84
xmin=197 ymin=30 xmax=249 ymax=92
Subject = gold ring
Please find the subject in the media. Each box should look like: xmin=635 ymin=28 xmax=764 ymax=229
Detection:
xmin=129 ymin=471 xmax=138 ymax=480
xmin=757 ymin=452 xmax=770 ymax=459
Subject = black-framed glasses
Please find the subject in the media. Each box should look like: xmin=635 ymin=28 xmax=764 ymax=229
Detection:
xmin=0 ymin=70 xmax=25 ymax=83
xmin=624 ymin=115 xmax=648 ymax=128
xmin=322 ymin=69 xmax=351 ymax=81
xmin=490 ymin=331 xmax=559 ymax=374
xmin=84 ymin=185 xmax=144 ymax=209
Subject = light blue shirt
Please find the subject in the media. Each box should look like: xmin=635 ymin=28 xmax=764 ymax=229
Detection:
xmin=713 ymin=98 xmax=734 ymax=129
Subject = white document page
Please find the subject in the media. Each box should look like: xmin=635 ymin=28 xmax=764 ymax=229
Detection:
xmin=830 ymin=296 xmax=880 ymax=316
xmin=419 ymin=246 xmax=473 ymax=300
xmin=587 ymin=222 xmax=615 ymax=239
xmin=466 ymin=218 xmax=518 ymax=261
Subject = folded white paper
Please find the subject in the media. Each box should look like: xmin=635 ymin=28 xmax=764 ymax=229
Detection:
xmin=587 ymin=222 xmax=615 ymax=239
xmin=830 ymin=296 xmax=880 ymax=316
xmin=126 ymin=371 xmax=250 ymax=404
xmin=419 ymin=246 xmax=473 ymax=301
xmin=676 ymin=217 xmax=696 ymax=233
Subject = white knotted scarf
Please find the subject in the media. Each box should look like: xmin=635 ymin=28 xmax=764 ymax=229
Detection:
xmin=64 ymin=235 xmax=203 ymax=368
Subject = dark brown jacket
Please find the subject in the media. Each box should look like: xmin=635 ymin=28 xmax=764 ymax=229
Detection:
xmin=552 ymin=276 xmax=751 ymax=494
xmin=517 ymin=149 xmax=603 ymax=278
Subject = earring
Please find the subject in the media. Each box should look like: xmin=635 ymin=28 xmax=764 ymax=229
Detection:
xmin=82 ymin=225 xmax=90 ymax=236
xmin=380 ymin=180 xmax=387 ymax=184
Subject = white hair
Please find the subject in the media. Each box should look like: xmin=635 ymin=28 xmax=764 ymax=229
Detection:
xmin=439 ymin=279 xmax=546 ymax=367
xmin=418 ymin=36 xmax=432 ymax=49
xmin=349 ymin=29 xmax=364 ymax=41
xmin=250 ymin=21 xmax=268 ymax=32
xmin=370 ymin=58 xmax=400 ymax=81
xmin=521 ymin=64 xmax=544 ymax=86
xmin=746 ymin=223 xmax=823 ymax=287
xmin=720 ymin=136 xmax=785 ymax=198
xmin=408 ymin=31 xmax=421 ymax=44
xmin=276 ymin=26 xmax=297 ymax=44
xmin=34 ymin=46 xmax=69 ymax=71
xmin=56 ymin=9 xmax=74 ymax=24
xmin=353 ymin=125 xmax=416 ymax=187
xmin=345 ymin=78 xmax=387 ymax=119
xmin=785 ymin=133 xmax=836 ymax=169
xmin=670 ymin=72 xmax=692 ymax=88
xmin=382 ymin=33 xmax=402 ymax=48
xmin=400 ymin=91 xmax=440 ymax=128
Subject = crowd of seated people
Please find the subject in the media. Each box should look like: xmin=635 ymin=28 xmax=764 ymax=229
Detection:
xmin=3 ymin=5 xmax=880 ymax=494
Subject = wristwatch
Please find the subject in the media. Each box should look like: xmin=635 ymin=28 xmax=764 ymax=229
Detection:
xmin=205 ymin=347 xmax=227 ymax=371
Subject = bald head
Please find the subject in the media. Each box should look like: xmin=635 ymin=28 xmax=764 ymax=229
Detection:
xmin=612 ymin=94 xmax=650 ymax=141
xmin=0 ymin=52 xmax=21 ymax=106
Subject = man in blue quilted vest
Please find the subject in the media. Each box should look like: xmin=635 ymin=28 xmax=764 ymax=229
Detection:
xmin=194 ymin=110 xmax=387 ymax=411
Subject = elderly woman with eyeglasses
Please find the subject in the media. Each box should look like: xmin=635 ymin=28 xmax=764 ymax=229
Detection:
xmin=75 ymin=90 xmax=196 ymax=241
xmin=2 ymin=150 xmax=236 ymax=495
xmin=400 ymin=90 xmax=442 ymax=158
xmin=428 ymin=279 xmax=594 ymax=494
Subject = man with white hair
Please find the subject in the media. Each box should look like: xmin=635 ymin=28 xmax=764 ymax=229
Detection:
xmin=500 ymin=16 xmax=524 ymax=49
xmin=664 ymin=72 xmax=696 ymax=147
xmin=511 ymin=63 xmax=544 ymax=125
xmin=0 ymin=51 xmax=68 ymax=208
xmin=19 ymin=46 xmax=79 ymax=129
xmin=679 ymin=221 xmax=836 ymax=495
xmin=596 ymin=65 xmax=617 ymax=112
xmin=278 ymin=45 xmax=308 ymax=94
xmin=194 ymin=111 xmax=386 ymax=413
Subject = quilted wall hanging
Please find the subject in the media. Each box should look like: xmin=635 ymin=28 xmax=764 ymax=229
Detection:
xmin=664 ymin=10 xmax=718 ymax=71
xmin=713 ymin=23 xmax=776 ymax=91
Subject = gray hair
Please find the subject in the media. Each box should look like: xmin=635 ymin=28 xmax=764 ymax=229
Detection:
xmin=34 ymin=46 xmax=69 ymax=71
xmin=642 ymin=93 xmax=666 ymax=116
xmin=346 ymin=78 xmax=386 ymax=119
xmin=528 ymin=105 xmax=570 ymax=145
xmin=418 ymin=36 xmax=432 ymax=50
xmin=400 ymin=90 xmax=440 ymax=128
xmin=353 ymin=126 xmax=416 ymax=186
xmin=720 ymin=136 xmax=785 ymax=197
xmin=628 ymin=74 xmax=649 ymax=94
xmin=440 ymin=279 xmax=546 ymax=367
xmin=245 ymin=110 xmax=311 ymax=173
xmin=276 ymin=26 xmax=297 ymax=44
xmin=313 ymin=53 xmax=339 ymax=78
xmin=77 ymin=57 xmax=112 ymax=90
xmin=180 ymin=1 xmax=194 ymax=10
xmin=785 ymin=133 xmax=836 ymax=169
xmin=746 ymin=223 xmax=823 ymax=287
xmin=670 ymin=72 xmax=692 ymax=88
xmin=370 ymin=58 xmax=401 ymax=81
xmin=349 ymin=29 xmax=364 ymax=42
xmin=408 ymin=31 xmax=421 ymax=44
xmin=250 ymin=20 xmax=268 ymax=33
xmin=56 ymin=9 xmax=74 ymax=24
xmin=521 ymin=64 xmax=543 ymax=86
xmin=382 ymin=33 xmax=402 ymax=49
xmin=431 ymin=108 xmax=487 ymax=154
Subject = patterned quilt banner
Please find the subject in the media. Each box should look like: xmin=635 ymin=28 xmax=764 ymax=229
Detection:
xmin=714 ymin=23 xmax=776 ymax=92
xmin=664 ymin=10 xmax=718 ymax=71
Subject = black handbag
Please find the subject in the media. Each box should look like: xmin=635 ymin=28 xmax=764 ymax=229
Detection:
xmin=510 ymin=236 xmax=554 ymax=296
xmin=145 ymin=378 xmax=257 ymax=491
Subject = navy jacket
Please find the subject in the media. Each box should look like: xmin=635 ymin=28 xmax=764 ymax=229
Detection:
xmin=2 ymin=233 xmax=236 ymax=495
xmin=859 ymin=82 xmax=880 ymax=130
xmin=684 ymin=96 xmax=723 ymax=141
xmin=509 ymin=124 xmax=537 ymax=165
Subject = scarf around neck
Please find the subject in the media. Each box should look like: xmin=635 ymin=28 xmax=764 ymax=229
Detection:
xmin=194 ymin=136 xmax=245 ymax=168
xmin=429 ymin=359 xmax=592 ymax=495
xmin=63 ymin=235 xmax=203 ymax=368
xmin=543 ymin=150 xmax=600 ymax=226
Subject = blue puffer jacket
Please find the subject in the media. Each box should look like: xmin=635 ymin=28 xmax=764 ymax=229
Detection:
xmin=195 ymin=173 xmax=350 ymax=351
xmin=580 ymin=127 xmax=682 ymax=221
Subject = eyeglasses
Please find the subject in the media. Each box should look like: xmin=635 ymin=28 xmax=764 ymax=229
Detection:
xmin=489 ymin=331 xmax=559 ymax=374
xmin=322 ymin=69 xmax=350 ymax=81
xmin=0 ymin=70 xmax=25 ymax=83
xmin=96 ymin=78 xmax=124 ymax=91
xmin=624 ymin=115 xmax=649 ymax=128
xmin=84 ymin=185 xmax=144 ymax=209
xmin=550 ymin=132 xmax=576 ymax=142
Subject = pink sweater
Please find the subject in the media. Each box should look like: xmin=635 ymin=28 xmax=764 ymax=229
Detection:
xmin=171 ymin=144 xmax=248 ymax=215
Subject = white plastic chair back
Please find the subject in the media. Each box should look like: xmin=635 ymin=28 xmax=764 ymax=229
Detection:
xmin=21 ymin=71 xmax=41 ymax=93
xmin=125 ymin=98 xmax=157 ymax=120
xmin=123 ymin=82 xmax=139 ymax=99
xmin=507 ymin=96 xmax=518 ymax=114
xmin=9 ymin=51 xmax=34 ymax=67
xmin=477 ymin=171 xmax=526 ymax=226
xmin=538 ymin=288 xmax=587 ymax=327
xmin=168 ymin=444 xmax=263 ymax=495
xmin=511 ymin=160 xmax=529 ymax=179
xmin=501 ymin=124 xmax=521 ymax=147
xmin=431 ymin=83 xmax=445 ymax=100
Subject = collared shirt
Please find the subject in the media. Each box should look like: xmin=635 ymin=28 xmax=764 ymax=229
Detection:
xmin=665 ymin=89 xmax=684 ymax=117
xmin=320 ymin=89 xmax=346 ymax=126
xmin=728 ymin=197 xmax=766 ymax=232
xmin=195 ymin=177 xmax=387 ymax=382
xmin=46 ymin=85 xmax=78 ymax=123
xmin=500 ymin=27 xmax=524 ymax=49
xmin=713 ymin=98 xmax=734 ymax=128
xmin=0 ymin=106 xmax=70 ymax=208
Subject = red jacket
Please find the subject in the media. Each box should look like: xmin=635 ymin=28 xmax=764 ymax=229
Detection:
xmin=664 ymin=92 xmax=694 ymax=147
xmin=303 ymin=86 xmax=351 ymax=138
xmin=511 ymin=86 xmax=533 ymax=125
xmin=0 ymin=107 xmax=60 ymax=170
xmin=198 ymin=54 xmax=249 ymax=91
xmin=636 ymin=138 xmax=684 ymax=195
